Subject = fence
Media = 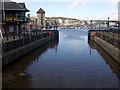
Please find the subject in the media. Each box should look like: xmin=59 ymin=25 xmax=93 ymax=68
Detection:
xmin=2 ymin=29 xmax=45 ymax=42
xmin=90 ymin=28 xmax=120 ymax=33
xmin=2 ymin=31 xmax=50 ymax=53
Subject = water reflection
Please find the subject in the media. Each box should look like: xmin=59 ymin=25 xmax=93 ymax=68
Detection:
xmin=88 ymin=39 xmax=120 ymax=88
xmin=3 ymin=39 xmax=59 ymax=88
xmin=3 ymin=30 xmax=119 ymax=88
xmin=88 ymin=39 xmax=120 ymax=79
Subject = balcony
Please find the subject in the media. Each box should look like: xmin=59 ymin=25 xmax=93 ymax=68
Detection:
xmin=5 ymin=14 xmax=26 ymax=22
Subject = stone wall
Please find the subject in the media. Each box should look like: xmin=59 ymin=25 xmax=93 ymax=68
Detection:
xmin=88 ymin=30 xmax=120 ymax=63
xmin=94 ymin=36 xmax=120 ymax=63
xmin=2 ymin=30 xmax=59 ymax=66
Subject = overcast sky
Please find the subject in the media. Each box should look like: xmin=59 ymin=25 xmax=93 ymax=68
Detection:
xmin=12 ymin=0 xmax=119 ymax=20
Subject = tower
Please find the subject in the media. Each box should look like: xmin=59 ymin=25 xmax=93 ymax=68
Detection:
xmin=36 ymin=8 xmax=46 ymax=29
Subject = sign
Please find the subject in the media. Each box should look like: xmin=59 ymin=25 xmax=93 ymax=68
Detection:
xmin=6 ymin=17 xmax=17 ymax=22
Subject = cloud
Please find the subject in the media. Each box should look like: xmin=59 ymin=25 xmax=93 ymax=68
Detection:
xmin=109 ymin=0 xmax=119 ymax=2
xmin=87 ymin=10 xmax=118 ymax=20
xmin=103 ymin=10 xmax=117 ymax=15
xmin=104 ymin=10 xmax=118 ymax=20
xmin=68 ymin=0 xmax=86 ymax=8
xmin=108 ymin=0 xmax=119 ymax=7
xmin=67 ymin=0 xmax=119 ymax=8
xmin=96 ymin=10 xmax=118 ymax=20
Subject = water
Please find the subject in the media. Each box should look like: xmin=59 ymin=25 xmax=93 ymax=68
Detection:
xmin=3 ymin=29 xmax=120 ymax=88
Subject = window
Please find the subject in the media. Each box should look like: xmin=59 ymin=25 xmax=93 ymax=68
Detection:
xmin=9 ymin=26 xmax=14 ymax=32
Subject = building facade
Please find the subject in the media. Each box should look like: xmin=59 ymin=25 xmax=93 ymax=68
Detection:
xmin=2 ymin=0 xmax=29 ymax=36
xmin=36 ymin=8 xmax=46 ymax=29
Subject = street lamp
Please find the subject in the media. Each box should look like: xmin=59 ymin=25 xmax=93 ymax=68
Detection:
xmin=118 ymin=21 xmax=120 ymax=29
xmin=55 ymin=20 xmax=58 ymax=30
xmin=99 ymin=19 xmax=100 ymax=30
xmin=46 ymin=21 xmax=49 ymax=30
xmin=90 ymin=20 xmax=93 ymax=30
xmin=107 ymin=17 xmax=110 ymax=29
xmin=36 ymin=19 xmax=37 ymax=29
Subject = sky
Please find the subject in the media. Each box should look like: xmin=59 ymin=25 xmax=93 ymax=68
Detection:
xmin=12 ymin=0 xmax=119 ymax=20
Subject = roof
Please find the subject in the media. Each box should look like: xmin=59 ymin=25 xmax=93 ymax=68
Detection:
xmin=36 ymin=8 xmax=45 ymax=13
xmin=18 ymin=3 xmax=26 ymax=8
xmin=17 ymin=3 xmax=30 ymax=12
xmin=4 ymin=1 xmax=29 ymax=12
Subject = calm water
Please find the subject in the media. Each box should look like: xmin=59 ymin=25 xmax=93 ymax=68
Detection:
xmin=3 ymin=30 xmax=120 ymax=88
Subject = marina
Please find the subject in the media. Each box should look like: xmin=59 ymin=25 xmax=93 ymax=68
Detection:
xmin=3 ymin=29 xmax=120 ymax=88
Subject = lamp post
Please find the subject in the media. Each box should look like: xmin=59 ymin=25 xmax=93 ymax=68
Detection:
xmin=36 ymin=19 xmax=37 ymax=29
xmin=3 ymin=0 xmax=5 ymax=22
xmin=46 ymin=21 xmax=49 ymax=30
xmin=107 ymin=17 xmax=110 ymax=29
xmin=118 ymin=21 xmax=120 ymax=29
xmin=90 ymin=20 xmax=93 ymax=30
xmin=35 ymin=19 xmax=38 ymax=34
xmin=99 ymin=19 xmax=100 ymax=30
xmin=55 ymin=20 xmax=58 ymax=30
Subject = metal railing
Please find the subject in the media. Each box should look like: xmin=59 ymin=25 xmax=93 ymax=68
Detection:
xmin=2 ymin=29 xmax=46 ymax=42
xmin=2 ymin=30 xmax=52 ymax=53
xmin=90 ymin=28 xmax=120 ymax=33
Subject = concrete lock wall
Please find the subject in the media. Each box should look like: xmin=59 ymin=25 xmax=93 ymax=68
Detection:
xmin=2 ymin=30 xmax=59 ymax=67
xmin=88 ymin=30 xmax=120 ymax=63
xmin=94 ymin=37 xmax=120 ymax=63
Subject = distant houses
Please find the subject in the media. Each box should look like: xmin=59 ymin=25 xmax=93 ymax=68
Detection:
xmin=46 ymin=17 xmax=82 ymax=29
xmin=2 ymin=0 xmax=29 ymax=36
xmin=45 ymin=17 xmax=118 ymax=29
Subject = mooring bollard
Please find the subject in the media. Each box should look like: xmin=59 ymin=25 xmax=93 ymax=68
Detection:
xmin=93 ymin=32 xmax=97 ymax=35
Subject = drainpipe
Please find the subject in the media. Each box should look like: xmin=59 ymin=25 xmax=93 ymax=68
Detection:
xmin=3 ymin=0 xmax=5 ymax=22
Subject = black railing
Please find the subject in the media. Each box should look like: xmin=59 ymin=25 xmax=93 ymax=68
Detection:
xmin=90 ymin=28 xmax=120 ymax=33
xmin=2 ymin=31 xmax=52 ymax=53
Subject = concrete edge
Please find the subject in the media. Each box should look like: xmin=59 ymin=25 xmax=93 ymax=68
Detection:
xmin=94 ymin=36 xmax=120 ymax=63
xmin=2 ymin=31 xmax=58 ymax=67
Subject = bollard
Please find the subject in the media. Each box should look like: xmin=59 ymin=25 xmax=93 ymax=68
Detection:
xmin=48 ymin=32 xmax=52 ymax=35
xmin=93 ymin=32 xmax=97 ymax=35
